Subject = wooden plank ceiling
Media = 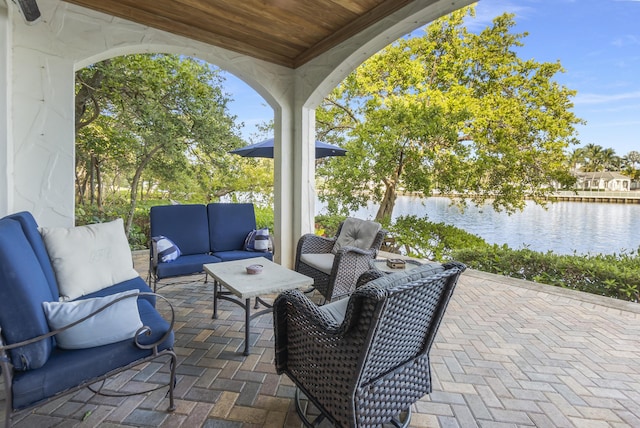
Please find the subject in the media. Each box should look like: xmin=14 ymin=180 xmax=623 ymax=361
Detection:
xmin=63 ymin=0 xmax=416 ymax=68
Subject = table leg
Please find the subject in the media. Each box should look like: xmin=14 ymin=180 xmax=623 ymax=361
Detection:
xmin=244 ymin=297 xmax=251 ymax=356
xmin=212 ymin=280 xmax=218 ymax=319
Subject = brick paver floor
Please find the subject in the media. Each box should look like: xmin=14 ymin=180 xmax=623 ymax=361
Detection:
xmin=2 ymin=252 xmax=639 ymax=427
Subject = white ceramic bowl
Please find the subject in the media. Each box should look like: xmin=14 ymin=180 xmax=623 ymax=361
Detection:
xmin=246 ymin=264 xmax=263 ymax=275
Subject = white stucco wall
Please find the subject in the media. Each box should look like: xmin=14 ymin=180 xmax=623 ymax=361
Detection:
xmin=0 ymin=3 xmax=11 ymax=217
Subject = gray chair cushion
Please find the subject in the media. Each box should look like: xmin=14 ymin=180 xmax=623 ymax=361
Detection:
xmin=300 ymin=253 xmax=335 ymax=275
xmin=332 ymin=218 xmax=381 ymax=254
xmin=318 ymin=298 xmax=350 ymax=325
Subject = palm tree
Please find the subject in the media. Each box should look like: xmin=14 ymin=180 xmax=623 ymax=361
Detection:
xmin=567 ymin=148 xmax=585 ymax=171
xmin=600 ymin=148 xmax=620 ymax=171
xmin=581 ymin=143 xmax=604 ymax=172
xmin=625 ymin=150 xmax=640 ymax=168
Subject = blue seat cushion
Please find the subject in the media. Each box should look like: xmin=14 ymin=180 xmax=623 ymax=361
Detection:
xmin=150 ymin=204 xmax=210 ymax=256
xmin=208 ymin=203 xmax=256 ymax=252
xmin=10 ymin=298 xmax=174 ymax=410
xmin=0 ymin=218 xmax=55 ymax=371
xmin=212 ymin=250 xmax=273 ymax=262
xmin=155 ymin=253 xmax=221 ymax=279
xmin=6 ymin=212 xmax=60 ymax=300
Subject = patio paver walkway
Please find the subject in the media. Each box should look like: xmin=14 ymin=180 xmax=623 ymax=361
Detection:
xmin=2 ymin=252 xmax=639 ymax=427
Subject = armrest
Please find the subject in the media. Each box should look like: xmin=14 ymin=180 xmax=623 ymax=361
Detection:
xmin=273 ymin=289 xmax=346 ymax=372
xmin=0 ymin=292 xmax=175 ymax=358
xmin=297 ymin=233 xmax=336 ymax=255
xmin=356 ymin=269 xmax=386 ymax=288
xmin=335 ymin=245 xmax=376 ymax=257
xmin=273 ymin=288 xmax=381 ymax=379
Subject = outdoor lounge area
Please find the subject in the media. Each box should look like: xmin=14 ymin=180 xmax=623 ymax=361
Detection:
xmin=3 ymin=2 xmax=639 ymax=426
xmin=1 ymin=251 xmax=638 ymax=427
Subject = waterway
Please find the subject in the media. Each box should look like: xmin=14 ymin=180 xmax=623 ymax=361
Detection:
xmin=318 ymin=196 xmax=640 ymax=255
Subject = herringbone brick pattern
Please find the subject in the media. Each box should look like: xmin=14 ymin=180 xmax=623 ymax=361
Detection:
xmin=2 ymin=253 xmax=639 ymax=427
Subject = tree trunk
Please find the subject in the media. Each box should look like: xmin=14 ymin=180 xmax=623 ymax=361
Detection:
xmin=375 ymin=182 xmax=397 ymax=222
xmin=95 ymin=160 xmax=103 ymax=211
xmin=75 ymin=61 xmax=109 ymax=131
xmin=375 ymin=151 xmax=405 ymax=223
xmin=75 ymin=167 xmax=87 ymax=205
xmin=89 ymin=155 xmax=95 ymax=205
xmin=125 ymin=145 xmax=165 ymax=237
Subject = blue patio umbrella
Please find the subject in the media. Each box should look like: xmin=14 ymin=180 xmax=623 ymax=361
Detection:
xmin=229 ymin=138 xmax=346 ymax=159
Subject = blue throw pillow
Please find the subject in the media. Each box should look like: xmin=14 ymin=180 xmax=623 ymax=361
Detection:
xmin=152 ymin=235 xmax=181 ymax=262
xmin=244 ymin=228 xmax=270 ymax=252
xmin=42 ymin=289 xmax=143 ymax=349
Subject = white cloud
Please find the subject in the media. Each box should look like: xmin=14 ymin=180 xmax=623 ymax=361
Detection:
xmin=575 ymin=91 xmax=640 ymax=104
xmin=612 ymin=35 xmax=640 ymax=47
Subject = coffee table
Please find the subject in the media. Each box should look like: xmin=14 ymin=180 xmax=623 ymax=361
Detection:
xmin=204 ymin=257 xmax=313 ymax=355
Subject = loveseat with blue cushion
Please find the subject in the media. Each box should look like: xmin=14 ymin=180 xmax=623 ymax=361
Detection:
xmin=0 ymin=212 xmax=176 ymax=427
xmin=149 ymin=203 xmax=273 ymax=290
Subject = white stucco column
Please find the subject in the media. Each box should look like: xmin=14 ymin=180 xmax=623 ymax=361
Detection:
xmin=271 ymin=96 xmax=315 ymax=269
xmin=0 ymin=3 xmax=11 ymax=216
xmin=294 ymin=104 xmax=316 ymax=243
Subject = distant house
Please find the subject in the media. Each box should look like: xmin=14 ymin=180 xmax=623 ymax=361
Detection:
xmin=574 ymin=171 xmax=631 ymax=191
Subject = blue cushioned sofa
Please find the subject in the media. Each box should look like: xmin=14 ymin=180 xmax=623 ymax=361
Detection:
xmin=0 ymin=212 xmax=176 ymax=427
xmin=149 ymin=203 xmax=273 ymax=290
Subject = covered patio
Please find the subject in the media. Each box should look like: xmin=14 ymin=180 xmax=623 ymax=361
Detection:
xmin=2 ymin=253 xmax=639 ymax=427
xmin=3 ymin=2 xmax=640 ymax=427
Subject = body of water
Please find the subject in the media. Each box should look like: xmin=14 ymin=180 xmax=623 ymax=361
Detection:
xmin=319 ymin=196 xmax=640 ymax=255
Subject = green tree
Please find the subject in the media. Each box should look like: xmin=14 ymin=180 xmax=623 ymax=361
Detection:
xmin=580 ymin=143 xmax=605 ymax=172
xmin=316 ymin=7 xmax=583 ymax=222
xmin=75 ymin=54 xmax=265 ymax=234
xmin=622 ymin=150 xmax=640 ymax=180
xmin=626 ymin=150 xmax=640 ymax=167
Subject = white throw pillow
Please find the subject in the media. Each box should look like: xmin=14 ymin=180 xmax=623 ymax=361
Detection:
xmin=42 ymin=289 xmax=143 ymax=349
xmin=40 ymin=219 xmax=139 ymax=300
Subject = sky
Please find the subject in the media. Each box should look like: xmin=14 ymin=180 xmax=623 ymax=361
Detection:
xmin=222 ymin=0 xmax=640 ymax=156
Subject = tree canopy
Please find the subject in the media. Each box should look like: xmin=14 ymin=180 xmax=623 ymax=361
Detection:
xmin=316 ymin=7 xmax=584 ymax=222
xmin=75 ymin=54 xmax=272 ymax=234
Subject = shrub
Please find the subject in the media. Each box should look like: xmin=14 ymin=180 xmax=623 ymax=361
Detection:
xmin=314 ymin=214 xmax=346 ymax=237
xmin=386 ymin=215 xmax=489 ymax=260
xmin=453 ymin=245 xmax=640 ymax=302
xmin=254 ymin=205 xmax=274 ymax=230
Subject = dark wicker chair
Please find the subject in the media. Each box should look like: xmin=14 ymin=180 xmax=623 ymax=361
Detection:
xmin=273 ymin=261 xmax=466 ymax=428
xmin=294 ymin=218 xmax=387 ymax=302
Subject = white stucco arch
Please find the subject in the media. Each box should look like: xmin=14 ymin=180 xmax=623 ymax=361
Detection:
xmin=2 ymin=0 xmax=473 ymax=266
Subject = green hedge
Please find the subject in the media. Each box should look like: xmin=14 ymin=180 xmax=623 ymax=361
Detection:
xmin=452 ymin=245 xmax=640 ymax=302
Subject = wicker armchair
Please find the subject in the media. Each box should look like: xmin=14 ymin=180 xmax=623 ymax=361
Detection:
xmin=273 ymin=261 xmax=466 ymax=428
xmin=294 ymin=218 xmax=386 ymax=302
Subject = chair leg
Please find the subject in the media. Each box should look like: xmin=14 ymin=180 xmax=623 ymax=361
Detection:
xmin=294 ymin=388 xmax=325 ymax=428
xmin=167 ymin=351 xmax=177 ymax=412
xmin=390 ymin=407 xmax=412 ymax=428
